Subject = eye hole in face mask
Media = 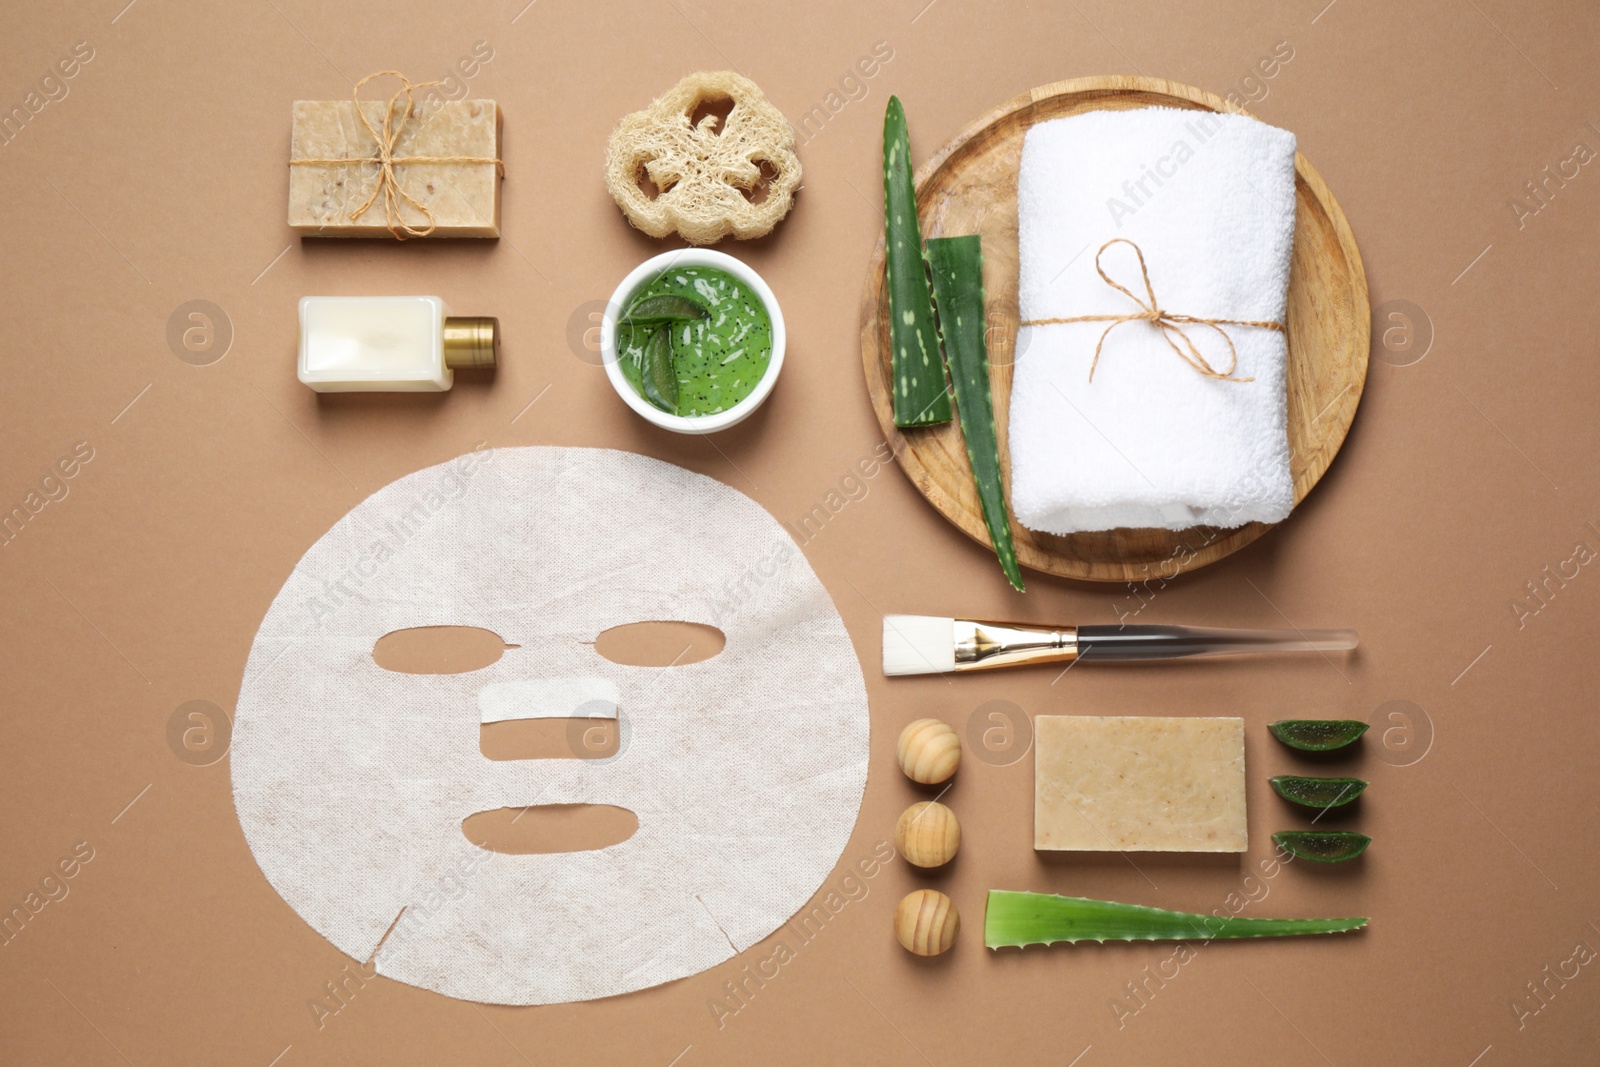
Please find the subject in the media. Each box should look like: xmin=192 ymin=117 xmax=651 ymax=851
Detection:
xmin=463 ymin=804 xmax=639 ymax=854
xmin=373 ymin=626 xmax=517 ymax=674
xmin=593 ymin=621 xmax=725 ymax=667
xmin=480 ymin=717 xmax=621 ymax=761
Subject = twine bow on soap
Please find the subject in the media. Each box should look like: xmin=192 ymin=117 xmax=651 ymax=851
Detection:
xmin=288 ymin=70 xmax=503 ymax=238
xmin=1020 ymin=238 xmax=1285 ymax=383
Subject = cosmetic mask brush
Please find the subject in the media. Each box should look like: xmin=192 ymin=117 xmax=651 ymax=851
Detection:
xmin=882 ymin=615 xmax=1357 ymax=676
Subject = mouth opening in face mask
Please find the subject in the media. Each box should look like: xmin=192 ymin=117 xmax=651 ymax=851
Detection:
xmin=463 ymin=804 xmax=639 ymax=854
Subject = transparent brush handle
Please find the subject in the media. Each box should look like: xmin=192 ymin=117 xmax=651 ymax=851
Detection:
xmin=1075 ymin=625 xmax=1358 ymax=662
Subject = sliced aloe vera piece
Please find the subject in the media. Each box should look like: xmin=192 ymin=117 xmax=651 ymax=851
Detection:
xmin=639 ymin=327 xmax=678 ymax=413
xmin=1274 ymin=830 xmax=1371 ymax=863
xmin=621 ymin=293 xmax=709 ymax=327
xmin=925 ymin=235 xmax=1024 ymax=592
xmin=1269 ymin=719 xmax=1369 ymax=752
xmin=1270 ymin=775 xmax=1367 ymax=809
xmin=984 ymin=890 xmax=1367 ymax=948
xmin=883 ymin=95 xmax=952 ymax=427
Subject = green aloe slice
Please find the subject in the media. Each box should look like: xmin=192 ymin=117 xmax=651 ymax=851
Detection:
xmin=984 ymin=890 xmax=1367 ymax=949
xmin=1269 ymin=719 xmax=1369 ymax=752
xmin=883 ymin=95 xmax=952 ymax=427
xmin=1270 ymin=775 xmax=1368 ymax=809
xmin=925 ymin=235 xmax=1024 ymax=592
xmin=1274 ymin=831 xmax=1371 ymax=863
xmin=621 ymin=293 xmax=709 ymax=327
xmin=639 ymin=327 xmax=679 ymax=413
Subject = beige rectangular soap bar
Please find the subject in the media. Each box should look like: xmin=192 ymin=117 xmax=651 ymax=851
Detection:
xmin=288 ymin=98 xmax=500 ymax=237
xmin=1034 ymin=716 xmax=1247 ymax=853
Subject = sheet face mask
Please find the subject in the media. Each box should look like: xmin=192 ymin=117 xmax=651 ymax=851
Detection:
xmin=232 ymin=446 xmax=870 ymax=1005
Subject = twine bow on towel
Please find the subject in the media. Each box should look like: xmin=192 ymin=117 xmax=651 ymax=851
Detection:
xmin=288 ymin=70 xmax=503 ymax=238
xmin=1020 ymin=238 xmax=1285 ymax=383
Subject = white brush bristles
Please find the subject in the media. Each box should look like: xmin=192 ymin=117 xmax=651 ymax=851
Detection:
xmin=882 ymin=615 xmax=956 ymax=676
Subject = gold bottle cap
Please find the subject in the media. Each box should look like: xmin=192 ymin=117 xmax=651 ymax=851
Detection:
xmin=442 ymin=316 xmax=499 ymax=370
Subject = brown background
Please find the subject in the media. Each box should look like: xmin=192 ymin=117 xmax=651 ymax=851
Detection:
xmin=2 ymin=0 xmax=1597 ymax=1063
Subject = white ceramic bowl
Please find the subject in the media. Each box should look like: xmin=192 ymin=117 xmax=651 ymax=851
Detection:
xmin=601 ymin=248 xmax=785 ymax=434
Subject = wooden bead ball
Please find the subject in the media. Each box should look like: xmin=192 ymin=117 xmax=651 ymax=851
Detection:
xmin=893 ymin=889 xmax=959 ymax=956
xmin=895 ymin=801 xmax=961 ymax=868
xmin=897 ymin=718 xmax=960 ymax=784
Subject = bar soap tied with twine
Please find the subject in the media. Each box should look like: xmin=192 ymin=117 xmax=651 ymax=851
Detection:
xmin=287 ymin=71 xmax=503 ymax=239
xmin=1020 ymin=238 xmax=1285 ymax=383
xmin=1007 ymin=106 xmax=1299 ymax=536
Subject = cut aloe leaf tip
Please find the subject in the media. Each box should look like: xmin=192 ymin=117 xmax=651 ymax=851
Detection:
xmin=1269 ymin=719 xmax=1369 ymax=752
xmin=639 ymin=327 xmax=679 ymax=413
xmin=1274 ymin=830 xmax=1371 ymax=863
xmin=621 ymin=293 xmax=710 ymax=327
xmin=1270 ymin=775 xmax=1368 ymax=809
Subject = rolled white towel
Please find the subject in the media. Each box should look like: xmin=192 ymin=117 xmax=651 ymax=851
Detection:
xmin=1007 ymin=106 xmax=1298 ymax=535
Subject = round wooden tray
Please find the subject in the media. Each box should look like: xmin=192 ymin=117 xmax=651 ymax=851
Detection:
xmin=859 ymin=76 xmax=1370 ymax=583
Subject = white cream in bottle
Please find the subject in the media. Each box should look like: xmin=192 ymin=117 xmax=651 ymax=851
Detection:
xmin=297 ymin=296 xmax=497 ymax=392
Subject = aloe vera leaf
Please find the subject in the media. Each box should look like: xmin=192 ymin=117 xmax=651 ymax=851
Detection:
xmin=983 ymin=890 xmax=1367 ymax=949
xmin=1268 ymin=719 xmax=1369 ymax=752
xmin=640 ymin=327 xmax=679 ymax=413
xmin=621 ymin=293 xmax=709 ymax=327
xmin=883 ymin=96 xmax=952 ymax=427
xmin=1270 ymin=775 xmax=1368 ymax=809
xmin=1274 ymin=831 xmax=1372 ymax=863
xmin=925 ymin=235 xmax=1024 ymax=592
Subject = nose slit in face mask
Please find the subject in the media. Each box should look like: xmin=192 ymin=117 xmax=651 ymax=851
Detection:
xmin=479 ymin=715 xmax=621 ymax=762
xmin=477 ymin=679 xmax=622 ymax=762
xmin=478 ymin=678 xmax=620 ymax=722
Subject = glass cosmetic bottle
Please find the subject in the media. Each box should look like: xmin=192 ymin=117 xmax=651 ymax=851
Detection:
xmin=297 ymin=296 xmax=498 ymax=392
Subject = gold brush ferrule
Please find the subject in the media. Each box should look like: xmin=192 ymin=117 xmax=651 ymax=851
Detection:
xmin=952 ymin=619 xmax=1078 ymax=671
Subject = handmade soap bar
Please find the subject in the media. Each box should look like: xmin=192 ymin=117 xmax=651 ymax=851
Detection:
xmin=288 ymin=98 xmax=501 ymax=237
xmin=1034 ymin=716 xmax=1246 ymax=852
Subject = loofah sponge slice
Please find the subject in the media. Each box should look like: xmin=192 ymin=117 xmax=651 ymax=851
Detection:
xmin=605 ymin=71 xmax=801 ymax=244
